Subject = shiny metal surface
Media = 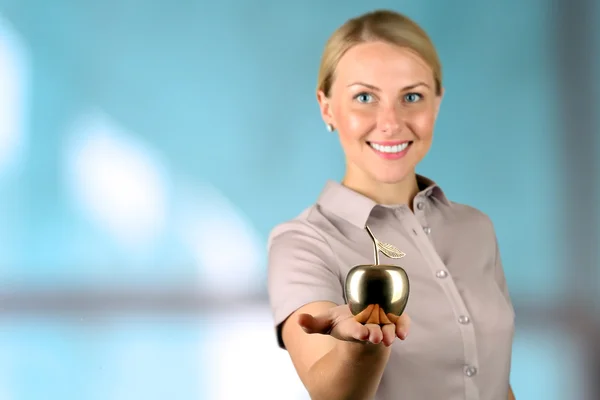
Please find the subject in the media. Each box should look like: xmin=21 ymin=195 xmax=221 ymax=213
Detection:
xmin=344 ymin=264 xmax=410 ymax=317
xmin=344 ymin=226 xmax=410 ymax=320
xmin=436 ymin=270 xmax=448 ymax=279
xmin=365 ymin=226 xmax=405 ymax=263
xmin=464 ymin=366 xmax=478 ymax=377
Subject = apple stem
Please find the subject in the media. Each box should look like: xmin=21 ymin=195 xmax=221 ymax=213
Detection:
xmin=364 ymin=226 xmax=380 ymax=265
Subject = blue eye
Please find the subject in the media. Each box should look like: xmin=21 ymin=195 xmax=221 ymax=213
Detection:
xmin=355 ymin=93 xmax=374 ymax=103
xmin=404 ymin=93 xmax=422 ymax=103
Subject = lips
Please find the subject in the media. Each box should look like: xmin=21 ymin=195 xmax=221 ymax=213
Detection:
xmin=368 ymin=141 xmax=411 ymax=154
xmin=366 ymin=140 xmax=413 ymax=160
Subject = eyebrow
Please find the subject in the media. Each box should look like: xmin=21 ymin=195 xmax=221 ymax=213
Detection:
xmin=347 ymin=81 xmax=431 ymax=91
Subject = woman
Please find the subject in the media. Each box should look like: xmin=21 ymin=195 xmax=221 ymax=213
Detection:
xmin=267 ymin=9 xmax=516 ymax=400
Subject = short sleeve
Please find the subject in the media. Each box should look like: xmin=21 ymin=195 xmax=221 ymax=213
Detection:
xmin=267 ymin=220 xmax=345 ymax=349
xmin=491 ymin=227 xmax=515 ymax=316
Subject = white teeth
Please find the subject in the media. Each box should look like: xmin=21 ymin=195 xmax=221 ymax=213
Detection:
xmin=369 ymin=142 xmax=410 ymax=153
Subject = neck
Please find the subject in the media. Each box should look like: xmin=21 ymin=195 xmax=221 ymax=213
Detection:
xmin=342 ymin=170 xmax=420 ymax=208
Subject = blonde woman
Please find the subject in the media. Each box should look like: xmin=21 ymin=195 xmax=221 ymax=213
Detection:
xmin=268 ymin=9 xmax=516 ymax=400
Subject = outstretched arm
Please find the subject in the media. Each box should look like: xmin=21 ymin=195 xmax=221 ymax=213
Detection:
xmin=508 ymin=385 xmax=516 ymax=400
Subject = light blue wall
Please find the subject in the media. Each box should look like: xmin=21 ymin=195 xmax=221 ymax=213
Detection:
xmin=0 ymin=0 xmax=564 ymax=297
xmin=0 ymin=1 xmax=596 ymax=399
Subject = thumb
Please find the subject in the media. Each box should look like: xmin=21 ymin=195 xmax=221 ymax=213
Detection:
xmin=297 ymin=312 xmax=333 ymax=334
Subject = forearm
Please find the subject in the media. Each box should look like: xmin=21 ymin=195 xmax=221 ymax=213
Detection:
xmin=306 ymin=340 xmax=391 ymax=400
xmin=508 ymin=385 xmax=515 ymax=400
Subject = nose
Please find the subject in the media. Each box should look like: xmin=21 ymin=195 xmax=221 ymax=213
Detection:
xmin=377 ymin=104 xmax=404 ymax=135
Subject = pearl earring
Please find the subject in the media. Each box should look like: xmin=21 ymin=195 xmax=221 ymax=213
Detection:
xmin=326 ymin=123 xmax=334 ymax=132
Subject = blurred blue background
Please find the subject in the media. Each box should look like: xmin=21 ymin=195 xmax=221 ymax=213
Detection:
xmin=0 ymin=0 xmax=598 ymax=399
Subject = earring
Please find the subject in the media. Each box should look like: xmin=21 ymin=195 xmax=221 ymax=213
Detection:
xmin=326 ymin=123 xmax=334 ymax=132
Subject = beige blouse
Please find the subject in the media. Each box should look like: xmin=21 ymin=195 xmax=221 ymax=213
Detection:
xmin=267 ymin=175 xmax=515 ymax=400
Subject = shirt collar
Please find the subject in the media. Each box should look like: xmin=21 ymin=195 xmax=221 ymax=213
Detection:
xmin=316 ymin=174 xmax=450 ymax=229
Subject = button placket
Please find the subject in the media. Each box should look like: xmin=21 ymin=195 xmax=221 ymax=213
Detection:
xmin=404 ymin=205 xmax=480 ymax=391
xmin=413 ymin=198 xmax=431 ymax=235
xmin=413 ymin=198 xmax=432 ymax=237
xmin=464 ymin=365 xmax=478 ymax=377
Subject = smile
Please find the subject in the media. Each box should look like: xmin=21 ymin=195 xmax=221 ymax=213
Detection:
xmin=367 ymin=141 xmax=412 ymax=160
xmin=368 ymin=142 xmax=411 ymax=154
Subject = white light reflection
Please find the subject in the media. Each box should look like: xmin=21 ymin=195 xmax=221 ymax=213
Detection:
xmin=176 ymin=182 xmax=264 ymax=296
xmin=388 ymin=269 xmax=406 ymax=303
xmin=0 ymin=16 xmax=28 ymax=177
xmin=65 ymin=111 xmax=168 ymax=249
xmin=203 ymin=305 xmax=310 ymax=400
xmin=348 ymin=269 xmax=365 ymax=303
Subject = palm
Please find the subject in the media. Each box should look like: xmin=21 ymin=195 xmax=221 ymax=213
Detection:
xmin=300 ymin=304 xmax=409 ymax=346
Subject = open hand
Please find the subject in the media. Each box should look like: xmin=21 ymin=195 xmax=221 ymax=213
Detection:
xmin=297 ymin=304 xmax=410 ymax=347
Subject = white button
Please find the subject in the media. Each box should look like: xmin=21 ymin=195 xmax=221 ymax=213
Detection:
xmin=436 ymin=270 xmax=448 ymax=278
xmin=464 ymin=365 xmax=477 ymax=377
xmin=458 ymin=315 xmax=471 ymax=324
xmin=423 ymin=227 xmax=431 ymax=235
xmin=416 ymin=202 xmax=425 ymax=210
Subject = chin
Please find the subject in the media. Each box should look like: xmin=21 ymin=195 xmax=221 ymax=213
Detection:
xmin=371 ymin=169 xmax=413 ymax=185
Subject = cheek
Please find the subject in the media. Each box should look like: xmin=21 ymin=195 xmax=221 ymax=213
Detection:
xmin=333 ymin=104 xmax=373 ymax=140
xmin=408 ymin=110 xmax=436 ymax=139
xmin=345 ymin=113 xmax=371 ymax=138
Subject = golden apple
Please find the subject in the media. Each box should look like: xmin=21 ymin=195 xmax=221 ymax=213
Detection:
xmin=344 ymin=226 xmax=410 ymax=323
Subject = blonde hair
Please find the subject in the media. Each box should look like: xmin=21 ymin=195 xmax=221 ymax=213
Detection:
xmin=317 ymin=10 xmax=442 ymax=96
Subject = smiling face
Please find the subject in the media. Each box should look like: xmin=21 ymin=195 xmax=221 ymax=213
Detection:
xmin=318 ymin=40 xmax=443 ymax=187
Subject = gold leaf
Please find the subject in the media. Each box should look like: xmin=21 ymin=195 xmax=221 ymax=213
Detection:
xmin=377 ymin=240 xmax=406 ymax=259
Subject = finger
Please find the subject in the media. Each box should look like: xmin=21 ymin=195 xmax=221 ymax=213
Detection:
xmin=366 ymin=304 xmax=380 ymax=324
xmin=297 ymin=313 xmax=333 ymax=335
xmin=349 ymin=323 xmax=370 ymax=342
xmin=365 ymin=323 xmax=383 ymax=344
xmin=381 ymin=324 xmax=396 ymax=346
xmin=353 ymin=304 xmax=375 ymax=324
xmin=379 ymin=306 xmax=392 ymax=325
xmin=388 ymin=313 xmax=411 ymax=340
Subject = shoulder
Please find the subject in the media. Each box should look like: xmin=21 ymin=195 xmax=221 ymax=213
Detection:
xmin=267 ymin=204 xmax=335 ymax=253
xmin=266 ymin=203 xmax=342 ymax=283
xmin=266 ymin=205 xmax=340 ymax=278
xmin=444 ymin=200 xmax=496 ymax=234
xmin=435 ymin=200 xmax=499 ymax=252
xmin=421 ymin=174 xmax=496 ymax=236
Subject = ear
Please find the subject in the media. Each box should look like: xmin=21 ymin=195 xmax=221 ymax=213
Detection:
xmin=433 ymin=87 xmax=445 ymax=119
xmin=316 ymin=90 xmax=334 ymax=126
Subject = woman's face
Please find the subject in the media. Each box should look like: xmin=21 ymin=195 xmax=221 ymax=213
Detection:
xmin=318 ymin=41 xmax=443 ymax=185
